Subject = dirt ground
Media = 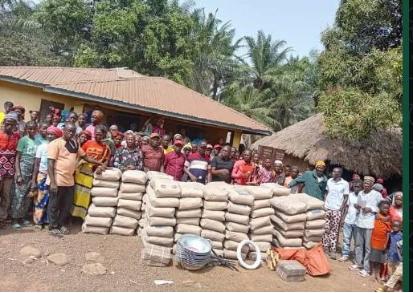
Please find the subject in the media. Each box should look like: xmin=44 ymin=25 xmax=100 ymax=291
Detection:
xmin=0 ymin=223 xmax=379 ymax=292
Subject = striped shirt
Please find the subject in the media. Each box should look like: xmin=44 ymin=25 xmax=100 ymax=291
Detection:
xmin=185 ymin=152 xmax=211 ymax=184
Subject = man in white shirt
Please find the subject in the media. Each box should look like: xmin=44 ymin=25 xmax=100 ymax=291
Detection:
xmin=349 ymin=176 xmax=383 ymax=277
xmin=322 ymin=167 xmax=350 ymax=259
xmin=339 ymin=179 xmax=363 ymax=262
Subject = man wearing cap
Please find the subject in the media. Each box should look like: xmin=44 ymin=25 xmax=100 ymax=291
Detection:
xmin=205 ymin=144 xmax=213 ymax=159
xmin=212 ymin=144 xmax=221 ymax=158
xmin=164 ymin=140 xmax=186 ymax=181
xmin=142 ymin=132 xmax=164 ymax=172
xmin=184 ymin=141 xmax=211 ymax=184
xmin=349 ymin=176 xmax=383 ymax=277
xmin=0 ymin=101 xmax=14 ymax=125
xmin=288 ymin=160 xmax=328 ymax=200
xmin=0 ymin=112 xmax=20 ymax=228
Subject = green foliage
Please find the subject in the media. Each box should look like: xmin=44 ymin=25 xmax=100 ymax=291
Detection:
xmin=318 ymin=0 xmax=402 ymax=139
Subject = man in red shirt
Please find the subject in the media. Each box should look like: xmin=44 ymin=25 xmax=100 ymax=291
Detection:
xmin=164 ymin=140 xmax=186 ymax=181
xmin=142 ymin=133 xmax=164 ymax=172
xmin=0 ymin=112 xmax=20 ymax=227
xmin=231 ymin=149 xmax=254 ymax=185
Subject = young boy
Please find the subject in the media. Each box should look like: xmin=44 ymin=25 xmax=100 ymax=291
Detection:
xmin=377 ymin=239 xmax=403 ymax=292
xmin=387 ymin=221 xmax=403 ymax=278
xmin=339 ymin=179 xmax=363 ymax=262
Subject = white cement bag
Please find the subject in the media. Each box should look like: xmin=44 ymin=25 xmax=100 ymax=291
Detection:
xmin=250 ymin=234 xmax=273 ymax=242
xmin=201 ymin=229 xmax=225 ymax=242
xmin=203 ymin=201 xmax=227 ymax=211
xmin=146 ymin=171 xmax=173 ymax=181
xmin=92 ymin=196 xmax=118 ymax=207
xmin=146 ymin=225 xmax=174 ymax=238
xmin=272 ymin=238 xmax=305 ymax=249
xmin=228 ymin=188 xmax=254 ymax=206
xmin=142 ymin=231 xmax=174 ymax=247
xmin=225 ymin=221 xmax=250 ymax=233
xmin=273 ymin=230 xmax=303 ymax=247
xmin=304 ymin=229 xmax=325 ymax=238
xmin=138 ymin=218 xmax=146 ymax=227
xmin=225 ymin=230 xmax=249 ymax=242
xmin=150 ymin=178 xmax=181 ymax=198
xmin=146 ymin=216 xmax=176 ymax=227
xmin=306 ymin=209 xmax=326 ymax=221
xmin=146 ymin=202 xmax=175 ymax=218
xmin=118 ymin=199 xmax=142 ymax=211
xmin=178 ymin=182 xmax=204 ymax=198
xmin=271 ymin=214 xmax=305 ymax=231
xmin=82 ymin=223 xmax=108 ymax=235
xmin=179 ymin=198 xmax=203 ymax=210
xmin=223 ymin=249 xmax=247 ymax=260
xmin=289 ymin=193 xmax=325 ymax=210
xmin=270 ymin=196 xmax=306 ymax=215
xmin=84 ymin=215 xmax=112 ymax=228
xmin=278 ymin=229 xmax=304 ymax=238
xmin=113 ymin=215 xmax=139 ymax=229
xmin=253 ymin=241 xmax=272 ymax=252
xmin=274 ymin=211 xmax=307 ymax=223
xmin=88 ymin=204 xmax=116 ymax=218
xmin=225 ymin=212 xmax=249 ymax=225
xmin=147 ymin=187 xmax=179 ymax=208
xmin=176 ymin=217 xmax=200 ymax=225
xmin=117 ymin=208 xmax=141 ymax=220
xmin=306 ymin=219 xmax=326 ymax=229
xmin=200 ymin=219 xmax=226 ymax=233
xmin=92 ymin=179 xmax=120 ymax=189
xmin=211 ymin=241 xmax=223 ymax=249
xmin=175 ymin=208 xmax=202 ymax=218
xmin=206 ymin=181 xmax=234 ymax=190
xmin=122 ymin=170 xmax=148 ymax=185
xmin=174 ymin=233 xmax=182 ymax=242
xmin=249 ymin=216 xmax=271 ymax=230
xmin=120 ymin=183 xmax=146 ymax=193
xmin=176 ymin=224 xmax=202 ymax=235
xmin=303 ymin=240 xmax=318 ymax=249
xmin=250 ymin=207 xmax=274 ymax=218
xmin=110 ymin=226 xmax=135 ymax=236
xmin=203 ymin=187 xmax=228 ymax=201
xmin=246 ymin=186 xmax=273 ymax=200
xmin=304 ymin=235 xmax=323 ymax=243
xmin=94 ymin=168 xmax=122 ymax=181
xmin=227 ymin=202 xmax=251 ymax=215
xmin=118 ymin=191 xmax=143 ymax=201
xmin=261 ymin=183 xmax=290 ymax=196
xmin=250 ymin=224 xmax=273 ymax=235
xmin=202 ymin=210 xmax=225 ymax=221
xmin=252 ymin=199 xmax=271 ymax=210
xmin=224 ymin=240 xmax=250 ymax=251
xmin=91 ymin=187 xmax=118 ymax=197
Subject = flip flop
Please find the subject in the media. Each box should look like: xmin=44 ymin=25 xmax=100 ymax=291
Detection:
xmin=12 ymin=223 xmax=21 ymax=231
xmin=22 ymin=220 xmax=32 ymax=227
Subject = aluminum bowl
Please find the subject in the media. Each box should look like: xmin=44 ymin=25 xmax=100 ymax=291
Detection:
xmin=178 ymin=234 xmax=212 ymax=254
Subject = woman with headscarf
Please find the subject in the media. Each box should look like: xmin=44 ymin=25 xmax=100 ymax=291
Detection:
xmin=71 ymin=125 xmax=110 ymax=219
xmin=85 ymin=110 xmax=104 ymax=141
xmin=78 ymin=130 xmax=92 ymax=147
xmin=389 ymin=192 xmax=402 ymax=222
xmin=10 ymin=121 xmax=40 ymax=230
xmin=30 ymin=126 xmax=62 ymax=229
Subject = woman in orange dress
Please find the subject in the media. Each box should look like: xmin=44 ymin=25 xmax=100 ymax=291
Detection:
xmin=71 ymin=125 xmax=110 ymax=219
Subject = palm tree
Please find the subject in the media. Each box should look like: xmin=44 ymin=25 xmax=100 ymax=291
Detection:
xmin=243 ymin=30 xmax=292 ymax=90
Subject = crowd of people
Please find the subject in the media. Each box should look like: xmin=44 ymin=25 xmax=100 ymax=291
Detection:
xmin=0 ymin=101 xmax=403 ymax=290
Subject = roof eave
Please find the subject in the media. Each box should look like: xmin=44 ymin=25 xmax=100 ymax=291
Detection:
xmin=0 ymin=76 xmax=46 ymax=88
xmin=44 ymin=86 xmax=272 ymax=136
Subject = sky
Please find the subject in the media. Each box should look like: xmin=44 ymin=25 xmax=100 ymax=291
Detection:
xmin=194 ymin=0 xmax=340 ymax=58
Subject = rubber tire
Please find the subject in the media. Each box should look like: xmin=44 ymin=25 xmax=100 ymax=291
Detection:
xmin=237 ymin=239 xmax=261 ymax=270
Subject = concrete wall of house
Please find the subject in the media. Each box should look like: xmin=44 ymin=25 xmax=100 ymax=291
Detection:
xmin=0 ymin=81 xmax=240 ymax=146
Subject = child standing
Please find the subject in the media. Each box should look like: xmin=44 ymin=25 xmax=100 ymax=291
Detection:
xmin=387 ymin=221 xmax=403 ymax=278
xmin=370 ymin=201 xmax=392 ymax=282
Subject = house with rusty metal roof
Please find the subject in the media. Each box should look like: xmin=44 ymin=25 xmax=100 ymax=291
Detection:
xmin=0 ymin=67 xmax=271 ymax=146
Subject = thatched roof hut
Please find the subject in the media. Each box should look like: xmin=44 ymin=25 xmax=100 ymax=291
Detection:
xmin=251 ymin=113 xmax=402 ymax=179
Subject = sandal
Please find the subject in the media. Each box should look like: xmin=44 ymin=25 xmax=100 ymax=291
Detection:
xmin=12 ymin=223 xmax=21 ymax=231
xmin=22 ymin=220 xmax=32 ymax=227
xmin=358 ymin=269 xmax=370 ymax=277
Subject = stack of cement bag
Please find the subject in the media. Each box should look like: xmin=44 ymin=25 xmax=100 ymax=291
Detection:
xmin=110 ymin=170 xmax=147 ymax=236
xmin=270 ymin=195 xmax=307 ymax=249
xmin=82 ymin=168 xmax=122 ymax=235
xmin=174 ymin=182 xmax=204 ymax=245
xmin=261 ymin=183 xmax=291 ymax=197
xmin=224 ymin=187 xmax=254 ymax=260
xmin=291 ymin=193 xmax=326 ymax=249
xmin=247 ymin=186 xmax=274 ymax=259
xmin=200 ymin=184 xmax=229 ymax=256
xmin=140 ymin=178 xmax=181 ymax=252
